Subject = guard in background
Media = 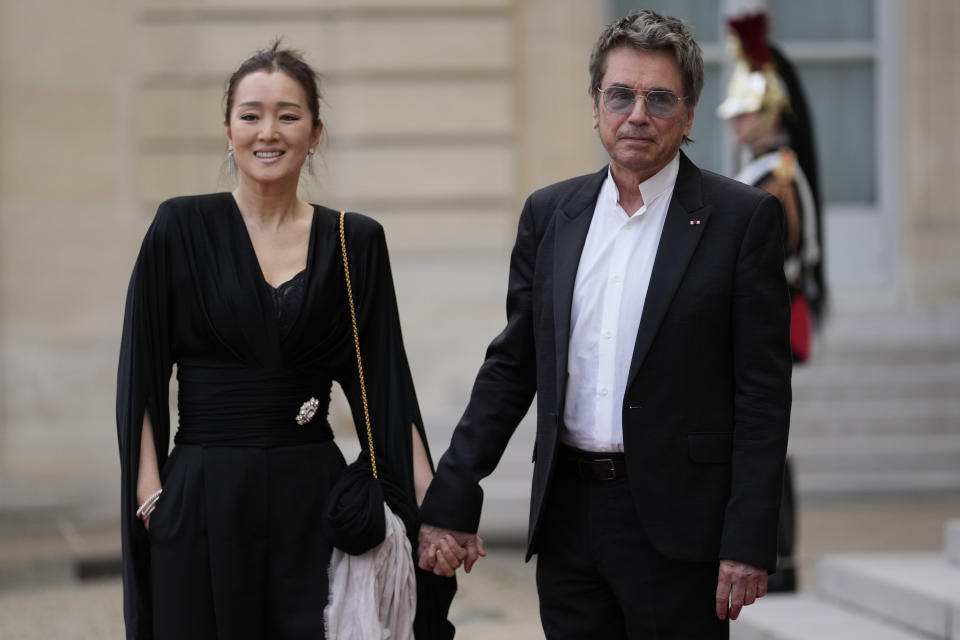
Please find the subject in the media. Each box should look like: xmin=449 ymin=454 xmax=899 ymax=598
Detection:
xmin=718 ymin=10 xmax=828 ymax=592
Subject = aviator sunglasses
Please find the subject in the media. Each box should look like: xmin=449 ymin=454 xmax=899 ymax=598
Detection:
xmin=597 ymin=86 xmax=687 ymax=118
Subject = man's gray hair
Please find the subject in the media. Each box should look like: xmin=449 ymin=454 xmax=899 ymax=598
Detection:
xmin=589 ymin=9 xmax=704 ymax=109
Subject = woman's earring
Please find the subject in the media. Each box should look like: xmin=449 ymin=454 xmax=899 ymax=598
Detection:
xmin=307 ymin=147 xmax=316 ymax=176
xmin=226 ymin=145 xmax=236 ymax=173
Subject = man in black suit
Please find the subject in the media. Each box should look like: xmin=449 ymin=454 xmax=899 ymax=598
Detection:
xmin=418 ymin=9 xmax=791 ymax=639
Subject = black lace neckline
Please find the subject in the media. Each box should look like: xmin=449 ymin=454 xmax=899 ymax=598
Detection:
xmin=268 ymin=269 xmax=307 ymax=335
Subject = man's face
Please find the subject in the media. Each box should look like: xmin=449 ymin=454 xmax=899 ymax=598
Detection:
xmin=593 ymin=46 xmax=695 ymax=182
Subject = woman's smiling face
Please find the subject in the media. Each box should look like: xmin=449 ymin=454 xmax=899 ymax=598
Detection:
xmin=225 ymin=70 xmax=321 ymax=188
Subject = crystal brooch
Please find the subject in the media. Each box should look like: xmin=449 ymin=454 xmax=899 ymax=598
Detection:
xmin=296 ymin=397 xmax=319 ymax=426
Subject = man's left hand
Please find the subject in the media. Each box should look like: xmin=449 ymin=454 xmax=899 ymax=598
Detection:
xmin=715 ymin=559 xmax=768 ymax=621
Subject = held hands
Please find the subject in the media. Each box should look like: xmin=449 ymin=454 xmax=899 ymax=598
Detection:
xmin=417 ymin=523 xmax=486 ymax=577
xmin=715 ymin=559 xmax=768 ymax=621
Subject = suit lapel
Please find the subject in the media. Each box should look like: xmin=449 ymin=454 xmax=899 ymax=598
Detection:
xmin=626 ymin=152 xmax=711 ymax=390
xmin=553 ymin=167 xmax=606 ymax=405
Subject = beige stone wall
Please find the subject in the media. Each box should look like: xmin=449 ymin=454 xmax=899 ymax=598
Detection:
xmin=0 ymin=0 xmax=600 ymax=521
xmin=516 ymin=0 xmax=606 ymax=196
xmin=0 ymin=0 xmax=142 ymax=515
xmin=902 ymin=1 xmax=960 ymax=304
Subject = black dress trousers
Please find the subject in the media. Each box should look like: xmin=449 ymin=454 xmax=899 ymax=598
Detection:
xmin=536 ymin=447 xmax=728 ymax=640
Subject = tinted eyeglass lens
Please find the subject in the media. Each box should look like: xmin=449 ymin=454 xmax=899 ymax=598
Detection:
xmin=645 ymin=90 xmax=680 ymax=118
xmin=604 ymin=88 xmax=636 ymax=114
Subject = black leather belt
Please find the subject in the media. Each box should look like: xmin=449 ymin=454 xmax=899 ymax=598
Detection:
xmin=558 ymin=444 xmax=627 ymax=481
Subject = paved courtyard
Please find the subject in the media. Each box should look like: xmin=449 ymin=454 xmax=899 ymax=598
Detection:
xmin=1 ymin=497 xmax=958 ymax=639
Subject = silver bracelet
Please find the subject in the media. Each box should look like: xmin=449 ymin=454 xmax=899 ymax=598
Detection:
xmin=136 ymin=488 xmax=163 ymax=519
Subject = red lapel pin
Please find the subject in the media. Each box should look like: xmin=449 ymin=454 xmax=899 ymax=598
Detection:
xmin=689 ymin=220 xmax=701 ymax=225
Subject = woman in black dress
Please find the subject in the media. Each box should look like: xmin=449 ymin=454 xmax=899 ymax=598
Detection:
xmin=117 ymin=42 xmax=457 ymax=639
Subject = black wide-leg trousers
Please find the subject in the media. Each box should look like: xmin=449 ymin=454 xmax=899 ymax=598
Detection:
xmin=536 ymin=448 xmax=728 ymax=640
xmin=148 ymin=441 xmax=346 ymax=640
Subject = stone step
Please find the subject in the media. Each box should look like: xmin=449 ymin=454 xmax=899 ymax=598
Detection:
xmin=813 ymin=305 xmax=960 ymax=350
xmin=731 ymin=593 xmax=930 ymax=640
xmin=792 ymin=363 xmax=960 ymax=402
xmin=791 ymin=393 xmax=960 ymax=422
xmin=796 ymin=470 xmax=960 ymax=498
xmin=947 ymin=520 xmax=960 ymax=567
xmin=810 ymin=344 xmax=960 ymax=367
xmin=789 ymin=435 xmax=960 ymax=474
xmin=817 ymin=552 xmax=960 ymax=639
xmin=795 ymin=381 xmax=960 ymax=403
xmin=790 ymin=397 xmax=960 ymax=435
xmin=793 ymin=355 xmax=960 ymax=377
xmin=792 ymin=420 xmax=956 ymax=440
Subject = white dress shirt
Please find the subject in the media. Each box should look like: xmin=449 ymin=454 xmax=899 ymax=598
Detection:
xmin=561 ymin=153 xmax=680 ymax=452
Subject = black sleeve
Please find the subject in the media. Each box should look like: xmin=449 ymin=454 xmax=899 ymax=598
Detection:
xmin=116 ymin=206 xmax=175 ymax=640
xmin=720 ymin=193 xmax=793 ymax=572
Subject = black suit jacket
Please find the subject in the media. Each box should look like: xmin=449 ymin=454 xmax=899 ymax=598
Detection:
xmin=420 ymin=152 xmax=792 ymax=572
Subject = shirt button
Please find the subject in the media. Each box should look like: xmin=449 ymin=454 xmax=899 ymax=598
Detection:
xmin=603 ymin=330 xmax=613 ymax=339
xmin=611 ymin=275 xmax=622 ymax=283
xmin=598 ymin=387 xmax=608 ymax=397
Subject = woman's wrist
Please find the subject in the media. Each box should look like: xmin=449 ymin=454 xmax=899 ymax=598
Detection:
xmin=136 ymin=488 xmax=163 ymax=520
xmin=137 ymin=479 xmax=162 ymax=507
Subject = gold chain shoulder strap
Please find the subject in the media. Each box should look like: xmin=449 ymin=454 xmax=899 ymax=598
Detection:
xmin=339 ymin=211 xmax=378 ymax=480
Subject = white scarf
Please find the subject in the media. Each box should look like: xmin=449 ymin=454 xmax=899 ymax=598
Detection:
xmin=325 ymin=504 xmax=417 ymax=640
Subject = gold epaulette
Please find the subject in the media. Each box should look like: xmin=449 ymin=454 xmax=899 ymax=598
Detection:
xmin=772 ymin=148 xmax=797 ymax=183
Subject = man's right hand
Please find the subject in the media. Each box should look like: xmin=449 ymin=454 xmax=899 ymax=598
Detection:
xmin=418 ymin=523 xmax=486 ymax=577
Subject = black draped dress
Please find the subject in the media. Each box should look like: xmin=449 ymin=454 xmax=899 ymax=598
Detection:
xmin=117 ymin=193 xmax=454 ymax=639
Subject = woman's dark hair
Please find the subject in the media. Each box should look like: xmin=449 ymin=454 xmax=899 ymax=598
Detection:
xmin=224 ymin=40 xmax=322 ymax=129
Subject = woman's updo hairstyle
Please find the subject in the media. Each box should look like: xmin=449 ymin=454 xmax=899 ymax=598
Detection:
xmin=224 ymin=40 xmax=323 ymax=129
